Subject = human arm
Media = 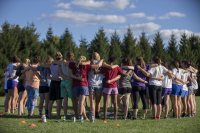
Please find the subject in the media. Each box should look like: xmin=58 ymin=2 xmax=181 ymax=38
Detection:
xmin=102 ymin=62 xmax=118 ymax=69
xmin=106 ymin=75 xmax=121 ymax=84
xmin=132 ymin=72 xmax=148 ymax=84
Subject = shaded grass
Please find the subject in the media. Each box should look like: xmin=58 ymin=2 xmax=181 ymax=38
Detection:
xmin=0 ymin=97 xmax=200 ymax=133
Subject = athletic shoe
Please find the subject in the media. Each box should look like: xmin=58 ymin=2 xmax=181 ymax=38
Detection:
xmin=80 ymin=115 xmax=84 ymax=123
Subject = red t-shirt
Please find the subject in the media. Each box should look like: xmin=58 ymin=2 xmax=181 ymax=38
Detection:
xmin=69 ymin=62 xmax=92 ymax=87
xmin=101 ymin=66 xmax=123 ymax=88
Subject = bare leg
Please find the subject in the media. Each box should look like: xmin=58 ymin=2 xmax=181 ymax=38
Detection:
xmin=56 ymin=99 xmax=62 ymax=118
xmin=4 ymin=93 xmax=9 ymax=113
xmin=103 ymin=93 xmax=110 ymax=120
xmin=63 ymin=97 xmax=68 ymax=117
xmin=48 ymin=100 xmax=54 ymax=118
xmin=95 ymin=92 xmax=102 ymax=118
xmin=39 ymin=93 xmax=45 ymax=115
xmin=111 ymin=94 xmax=118 ymax=120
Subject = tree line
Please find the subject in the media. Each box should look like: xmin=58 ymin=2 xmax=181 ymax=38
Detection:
xmin=0 ymin=21 xmax=200 ymax=95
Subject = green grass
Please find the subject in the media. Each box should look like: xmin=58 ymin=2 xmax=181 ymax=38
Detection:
xmin=0 ymin=97 xmax=200 ymax=133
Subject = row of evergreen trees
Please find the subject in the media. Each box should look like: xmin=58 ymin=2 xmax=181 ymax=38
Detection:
xmin=0 ymin=22 xmax=200 ymax=95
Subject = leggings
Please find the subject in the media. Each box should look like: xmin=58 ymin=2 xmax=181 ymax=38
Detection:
xmin=149 ymin=85 xmax=162 ymax=105
xmin=26 ymin=86 xmax=39 ymax=112
xmin=132 ymin=86 xmax=147 ymax=109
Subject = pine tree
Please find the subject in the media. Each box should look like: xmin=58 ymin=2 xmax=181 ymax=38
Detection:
xmin=109 ymin=31 xmax=122 ymax=64
xmin=89 ymin=28 xmax=109 ymax=61
xmin=122 ymin=28 xmax=137 ymax=60
xmin=151 ymin=32 xmax=165 ymax=60
xmin=78 ymin=37 xmax=89 ymax=59
xmin=42 ymin=26 xmax=59 ymax=58
xmin=167 ymin=33 xmax=178 ymax=63
xmin=138 ymin=32 xmax=151 ymax=63
xmin=179 ymin=33 xmax=195 ymax=62
xmin=59 ymin=28 xmax=77 ymax=55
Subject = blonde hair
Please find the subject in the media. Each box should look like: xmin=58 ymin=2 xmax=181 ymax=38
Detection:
xmin=92 ymin=52 xmax=100 ymax=61
xmin=79 ymin=56 xmax=87 ymax=62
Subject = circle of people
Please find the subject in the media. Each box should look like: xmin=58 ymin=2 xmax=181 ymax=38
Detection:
xmin=3 ymin=51 xmax=198 ymax=123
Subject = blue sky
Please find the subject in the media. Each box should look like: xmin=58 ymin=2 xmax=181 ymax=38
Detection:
xmin=0 ymin=0 xmax=200 ymax=45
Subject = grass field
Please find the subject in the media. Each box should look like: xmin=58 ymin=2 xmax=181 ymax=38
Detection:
xmin=0 ymin=97 xmax=200 ymax=133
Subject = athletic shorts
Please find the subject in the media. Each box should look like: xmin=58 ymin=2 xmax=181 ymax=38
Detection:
xmin=162 ymin=88 xmax=172 ymax=96
xmin=103 ymin=87 xmax=118 ymax=95
xmin=49 ymin=80 xmax=62 ymax=100
xmin=7 ymin=80 xmax=18 ymax=90
xmin=18 ymin=83 xmax=25 ymax=93
xmin=60 ymin=80 xmax=72 ymax=98
xmin=171 ymin=84 xmax=183 ymax=96
xmin=89 ymin=86 xmax=103 ymax=94
xmin=181 ymin=90 xmax=188 ymax=97
xmin=39 ymin=86 xmax=50 ymax=93
xmin=118 ymin=87 xmax=132 ymax=95
xmin=72 ymin=86 xmax=89 ymax=98
xmin=188 ymin=86 xmax=194 ymax=95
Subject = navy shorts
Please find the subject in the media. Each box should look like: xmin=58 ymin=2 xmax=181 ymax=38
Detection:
xmin=171 ymin=84 xmax=183 ymax=96
xmin=7 ymin=80 xmax=18 ymax=89
xmin=72 ymin=86 xmax=89 ymax=98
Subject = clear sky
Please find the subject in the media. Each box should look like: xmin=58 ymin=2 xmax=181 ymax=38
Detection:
xmin=0 ymin=0 xmax=200 ymax=45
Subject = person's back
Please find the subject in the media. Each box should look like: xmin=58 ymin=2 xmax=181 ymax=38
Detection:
xmin=102 ymin=66 xmax=122 ymax=88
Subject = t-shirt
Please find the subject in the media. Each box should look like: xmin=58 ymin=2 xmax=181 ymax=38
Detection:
xmin=50 ymin=63 xmax=60 ymax=81
xmin=172 ymin=68 xmax=184 ymax=85
xmin=37 ymin=66 xmax=50 ymax=86
xmin=6 ymin=63 xmax=19 ymax=82
xmin=61 ymin=62 xmax=71 ymax=79
xmin=132 ymin=65 xmax=149 ymax=87
xmin=162 ymin=74 xmax=172 ymax=89
xmin=69 ymin=62 xmax=92 ymax=87
xmin=88 ymin=60 xmax=104 ymax=88
xmin=118 ymin=68 xmax=132 ymax=88
xmin=148 ymin=65 xmax=168 ymax=86
xmin=181 ymin=71 xmax=189 ymax=91
xmin=101 ymin=66 xmax=123 ymax=88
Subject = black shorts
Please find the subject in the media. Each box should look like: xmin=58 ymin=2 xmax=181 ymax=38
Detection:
xmin=118 ymin=87 xmax=132 ymax=95
xmin=39 ymin=86 xmax=50 ymax=93
xmin=17 ymin=83 xmax=25 ymax=93
xmin=49 ymin=81 xmax=62 ymax=100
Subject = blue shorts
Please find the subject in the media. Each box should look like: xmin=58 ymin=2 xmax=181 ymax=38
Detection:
xmin=162 ymin=88 xmax=172 ymax=96
xmin=7 ymin=80 xmax=18 ymax=89
xmin=72 ymin=86 xmax=89 ymax=98
xmin=171 ymin=84 xmax=183 ymax=96
xmin=181 ymin=90 xmax=188 ymax=97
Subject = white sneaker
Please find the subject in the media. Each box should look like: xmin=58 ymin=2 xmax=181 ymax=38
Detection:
xmin=73 ymin=116 xmax=76 ymax=123
xmin=80 ymin=116 xmax=84 ymax=123
xmin=63 ymin=116 xmax=66 ymax=121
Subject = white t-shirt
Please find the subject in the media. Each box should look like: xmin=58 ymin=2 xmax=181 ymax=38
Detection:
xmin=6 ymin=63 xmax=19 ymax=82
xmin=88 ymin=60 xmax=104 ymax=88
xmin=148 ymin=65 xmax=168 ymax=86
xmin=182 ymin=71 xmax=189 ymax=91
xmin=172 ymin=68 xmax=184 ymax=85
xmin=162 ymin=74 xmax=172 ymax=89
